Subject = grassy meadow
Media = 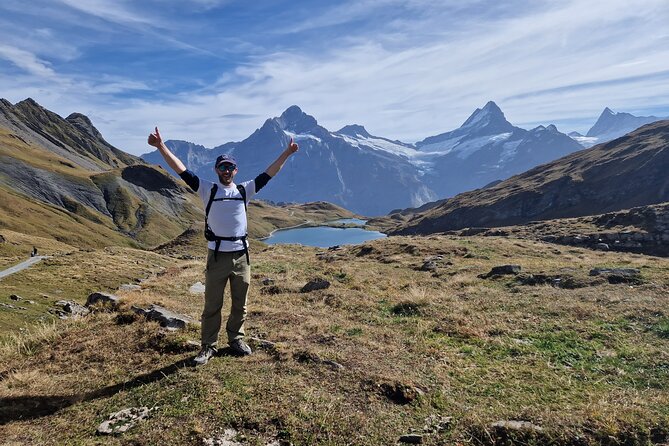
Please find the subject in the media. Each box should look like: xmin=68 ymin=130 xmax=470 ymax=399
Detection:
xmin=1 ymin=231 xmax=668 ymax=445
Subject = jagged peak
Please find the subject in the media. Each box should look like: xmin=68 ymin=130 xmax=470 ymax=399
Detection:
xmin=546 ymin=124 xmax=558 ymax=132
xmin=275 ymin=105 xmax=318 ymax=133
xmin=602 ymin=107 xmax=615 ymax=115
xmin=66 ymin=112 xmax=103 ymax=140
xmin=461 ymin=100 xmax=508 ymax=129
xmin=337 ymin=124 xmax=371 ymax=138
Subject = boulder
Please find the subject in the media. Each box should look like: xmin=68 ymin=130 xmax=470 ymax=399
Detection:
xmin=490 ymin=420 xmax=544 ymax=434
xmin=301 ymin=278 xmax=331 ymax=293
xmin=131 ymin=305 xmax=192 ymax=330
xmin=9 ymin=294 xmax=22 ymax=301
xmin=589 ymin=267 xmax=640 ymax=276
xmin=55 ymin=300 xmax=90 ymax=317
xmin=419 ymin=260 xmax=438 ymax=272
xmin=86 ymin=292 xmax=120 ymax=309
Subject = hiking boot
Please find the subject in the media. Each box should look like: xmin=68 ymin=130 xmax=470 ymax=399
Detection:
xmin=194 ymin=344 xmax=216 ymax=366
xmin=229 ymin=338 xmax=252 ymax=356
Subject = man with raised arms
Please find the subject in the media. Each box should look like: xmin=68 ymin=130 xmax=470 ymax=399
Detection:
xmin=148 ymin=127 xmax=298 ymax=365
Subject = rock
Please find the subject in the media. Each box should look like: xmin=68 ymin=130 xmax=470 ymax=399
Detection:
xmin=55 ymin=300 xmax=90 ymax=317
xmin=189 ymin=282 xmax=206 ymax=294
xmin=119 ymin=284 xmax=142 ymax=292
xmin=0 ymin=302 xmax=16 ymax=309
xmin=96 ymin=406 xmax=153 ymax=435
xmin=131 ymin=305 xmax=192 ymax=330
xmin=203 ymin=428 xmax=245 ymax=446
xmin=0 ymin=234 xmax=5 ymax=243
xmin=594 ymin=243 xmax=609 ymax=250
xmin=261 ymin=277 xmax=275 ymax=286
xmin=423 ymin=415 xmax=453 ymax=433
xmin=589 ymin=267 xmax=640 ymax=276
xmin=9 ymin=294 xmax=22 ymax=301
xmin=27 ymin=300 xmax=35 ymax=304
xmin=300 ymin=278 xmax=331 ymax=293
xmin=419 ymin=260 xmax=438 ymax=272
xmin=86 ymin=292 xmax=120 ymax=309
xmin=490 ymin=420 xmax=544 ymax=433
xmin=478 ymin=265 xmax=521 ymax=279
xmin=399 ymin=433 xmax=423 ymax=444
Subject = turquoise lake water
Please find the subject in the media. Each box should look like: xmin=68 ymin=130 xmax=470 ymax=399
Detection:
xmin=264 ymin=224 xmax=386 ymax=248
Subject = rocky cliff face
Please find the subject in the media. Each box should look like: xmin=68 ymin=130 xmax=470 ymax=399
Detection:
xmin=389 ymin=120 xmax=669 ymax=235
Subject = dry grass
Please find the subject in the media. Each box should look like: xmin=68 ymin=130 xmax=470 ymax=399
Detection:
xmin=0 ymin=235 xmax=668 ymax=445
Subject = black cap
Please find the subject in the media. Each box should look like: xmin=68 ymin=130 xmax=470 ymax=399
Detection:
xmin=215 ymin=154 xmax=237 ymax=167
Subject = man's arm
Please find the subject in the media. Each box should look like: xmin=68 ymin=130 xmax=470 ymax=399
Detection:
xmin=148 ymin=127 xmax=187 ymax=174
xmin=264 ymin=138 xmax=299 ymax=177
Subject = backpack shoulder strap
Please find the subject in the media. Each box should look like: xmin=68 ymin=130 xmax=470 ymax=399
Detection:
xmin=236 ymin=184 xmax=247 ymax=212
xmin=206 ymin=184 xmax=218 ymax=218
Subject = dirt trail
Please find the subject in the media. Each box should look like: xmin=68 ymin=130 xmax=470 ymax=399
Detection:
xmin=0 ymin=256 xmax=48 ymax=280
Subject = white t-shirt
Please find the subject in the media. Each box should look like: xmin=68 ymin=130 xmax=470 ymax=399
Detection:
xmin=198 ymin=178 xmax=257 ymax=252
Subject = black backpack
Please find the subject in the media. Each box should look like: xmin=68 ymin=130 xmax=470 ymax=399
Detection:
xmin=204 ymin=183 xmax=250 ymax=264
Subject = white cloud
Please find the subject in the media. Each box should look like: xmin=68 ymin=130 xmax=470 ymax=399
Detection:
xmin=1 ymin=0 xmax=668 ymax=154
xmin=0 ymin=44 xmax=58 ymax=78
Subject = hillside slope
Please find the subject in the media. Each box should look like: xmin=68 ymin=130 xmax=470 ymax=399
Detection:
xmin=387 ymin=120 xmax=669 ymax=235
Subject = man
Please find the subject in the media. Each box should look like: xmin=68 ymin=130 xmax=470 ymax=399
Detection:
xmin=148 ymin=127 xmax=298 ymax=365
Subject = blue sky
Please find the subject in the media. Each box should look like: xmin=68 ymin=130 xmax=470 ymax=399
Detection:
xmin=1 ymin=0 xmax=668 ymax=155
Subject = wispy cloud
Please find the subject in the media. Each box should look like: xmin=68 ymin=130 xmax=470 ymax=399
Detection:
xmin=0 ymin=0 xmax=667 ymax=154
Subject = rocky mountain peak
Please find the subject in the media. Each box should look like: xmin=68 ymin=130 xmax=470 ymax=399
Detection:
xmin=460 ymin=100 xmax=514 ymax=134
xmin=276 ymin=105 xmax=318 ymax=133
xmin=336 ymin=124 xmax=371 ymax=138
xmin=66 ymin=112 xmax=103 ymax=140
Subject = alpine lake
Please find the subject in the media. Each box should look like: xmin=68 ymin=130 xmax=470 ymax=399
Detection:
xmin=263 ymin=218 xmax=386 ymax=248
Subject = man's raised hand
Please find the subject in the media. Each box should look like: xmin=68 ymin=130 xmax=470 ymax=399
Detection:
xmin=148 ymin=127 xmax=163 ymax=148
xmin=287 ymin=137 xmax=299 ymax=154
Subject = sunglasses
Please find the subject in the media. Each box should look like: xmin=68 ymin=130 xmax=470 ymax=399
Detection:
xmin=216 ymin=164 xmax=236 ymax=172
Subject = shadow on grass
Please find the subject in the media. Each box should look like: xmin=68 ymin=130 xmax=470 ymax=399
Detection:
xmin=0 ymin=357 xmax=195 ymax=425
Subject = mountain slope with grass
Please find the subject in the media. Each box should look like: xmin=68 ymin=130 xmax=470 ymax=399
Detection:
xmin=385 ymin=120 xmax=669 ymax=236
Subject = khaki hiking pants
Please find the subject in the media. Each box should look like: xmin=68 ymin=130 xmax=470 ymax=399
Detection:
xmin=201 ymin=249 xmax=250 ymax=346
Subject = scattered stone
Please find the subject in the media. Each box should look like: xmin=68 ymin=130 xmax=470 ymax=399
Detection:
xmin=27 ymin=300 xmax=35 ymax=305
xmin=515 ymin=274 xmax=589 ymax=289
xmin=96 ymin=406 xmax=153 ymax=435
xmin=189 ymin=282 xmax=206 ymax=294
xmin=261 ymin=277 xmax=275 ymax=286
xmin=399 ymin=433 xmax=423 ymax=444
xmin=328 ymin=245 xmax=343 ymax=251
xmin=131 ymin=305 xmax=192 ymax=330
xmin=119 ymin=284 xmax=142 ymax=292
xmin=490 ymin=420 xmax=544 ymax=434
xmin=479 ymin=265 xmax=521 ymax=279
xmin=9 ymin=294 xmax=22 ymax=301
xmin=0 ymin=302 xmax=16 ymax=309
xmin=419 ymin=260 xmax=438 ymax=272
xmin=589 ymin=267 xmax=643 ymax=284
xmin=86 ymin=292 xmax=120 ymax=309
xmin=300 ymin=278 xmax=331 ymax=293
xmin=203 ymin=428 xmax=245 ymax=446
xmin=423 ymin=415 xmax=453 ymax=433
xmin=55 ymin=300 xmax=90 ymax=317
xmin=595 ymin=243 xmax=609 ymax=251
xmin=589 ymin=267 xmax=640 ymax=276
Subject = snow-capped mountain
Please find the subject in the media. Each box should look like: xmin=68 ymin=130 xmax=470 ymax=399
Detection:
xmin=415 ymin=101 xmax=583 ymax=198
xmin=143 ymin=102 xmax=585 ymax=215
xmin=144 ymin=106 xmax=435 ymax=216
xmin=570 ymin=108 xmax=664 ymax=148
